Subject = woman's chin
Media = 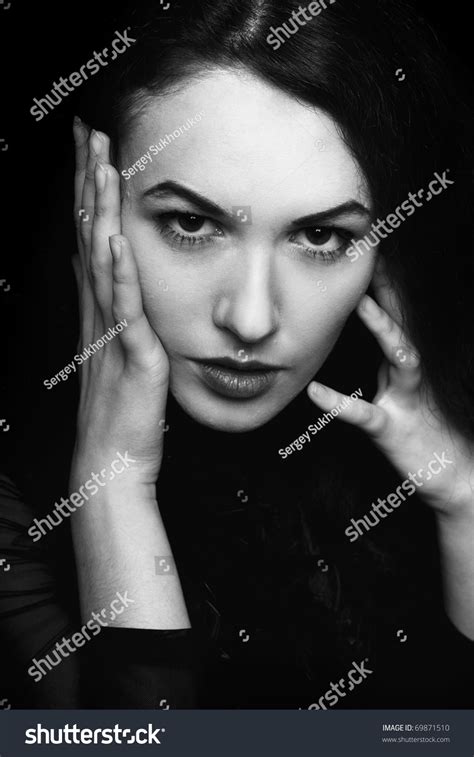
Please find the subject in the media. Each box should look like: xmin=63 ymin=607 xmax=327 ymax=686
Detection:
xmin=170 ymin=385 xmax=287 ymax=434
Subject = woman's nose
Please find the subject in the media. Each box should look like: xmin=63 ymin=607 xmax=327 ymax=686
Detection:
xmin=212 ymin=250 xmax=279 ymax=343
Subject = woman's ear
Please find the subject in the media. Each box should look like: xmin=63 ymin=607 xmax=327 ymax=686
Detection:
xmin=370 ymin=255 xmax=404 ymax=328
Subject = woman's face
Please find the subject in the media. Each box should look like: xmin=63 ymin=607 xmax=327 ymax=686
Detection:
xmin=120 ymin=69 xmax=376 ymax=432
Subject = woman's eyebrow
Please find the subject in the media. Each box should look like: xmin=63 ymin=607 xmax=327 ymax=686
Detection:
xmin=142 ymin=180 xmax=371 ymax=224
xmin=289 ymin=201 xmax=371 ymax=227
xmin=142 ymin=180 xmax=229 ymax=219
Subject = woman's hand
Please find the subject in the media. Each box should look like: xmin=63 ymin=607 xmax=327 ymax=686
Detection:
xmin=69 ymin=120 xmax=190 ymax=630
xmin=72 ymin=119 xmax=169 ymax=487
xmin=307 ymin=262 xmax=474 ymax=521
xmin=308 ymin=260 xmax=474 ymax=638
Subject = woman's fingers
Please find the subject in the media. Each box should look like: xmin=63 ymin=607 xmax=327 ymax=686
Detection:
xmin=71 ymin=253 xmax=82 ymax=292
xmin=357 ymin=295 xmax=421 ymax=393
xmin=75 ymin=128 xmax=113 ymax=349
xmin=73 ymin=119 xmax=97 ymax=352
xmin=307 ymin=381 xmax=388 ymax=438
xmin=80 ymin=130 xmax=109 ymax=251
xmin=110 ymin=235 xmax=168 ymax=379
xmin=90 ymin=160 xmax=121 ymax=320
xmin=73 ymin=116 xmax=91 ymax=245
xmin=371 ymin=257 xmax=404 ymax=326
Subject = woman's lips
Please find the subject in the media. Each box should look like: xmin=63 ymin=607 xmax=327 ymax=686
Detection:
xmin=197 ymin=361 xmax=279 ymax=399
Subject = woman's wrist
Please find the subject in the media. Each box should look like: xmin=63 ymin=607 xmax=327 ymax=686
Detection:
xmin=434 ymin=495 xmax=474 ymax=530
xmin=435 ymin=500 xmax=474 ymax=640
xmin=70 ymin=445 xmax=162 ymax=491
xmin=69 ymin=464 xmax=190 ymax=630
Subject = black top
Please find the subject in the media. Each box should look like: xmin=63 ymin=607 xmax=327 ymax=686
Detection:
xmin=1 ymin=463 xmax=473 ymax=710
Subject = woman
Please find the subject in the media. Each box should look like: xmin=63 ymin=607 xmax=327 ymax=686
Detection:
xmin=1 ymin=0 xmax=473 ymax=708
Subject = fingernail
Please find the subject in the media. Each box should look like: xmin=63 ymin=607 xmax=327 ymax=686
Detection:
xmin=95 ymin=160 xmax=107 ymax=193
xmin=73 ymin=115 xmax=87 ymax=143
xmin=90 ymin=129 xmax=105 ymax=155
xmin=359 ymin=296 xmax=377 ymax=315
xmin=309 ymin=382 xmax=327 ymax=396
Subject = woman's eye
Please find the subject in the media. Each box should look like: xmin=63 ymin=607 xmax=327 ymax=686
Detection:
xmin=154 ymin=212 xmax=223 ymax=248
xmin=173 ymin=214 xmax=207 ymax=233
xmin=303 ymin=227 xmax=333 ymax=245
xmin=290 ymin=225 xmax=351 ymax=261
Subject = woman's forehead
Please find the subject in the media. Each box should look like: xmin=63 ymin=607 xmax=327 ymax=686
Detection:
xmin=121 ymin=68 xmax=371 ymax=212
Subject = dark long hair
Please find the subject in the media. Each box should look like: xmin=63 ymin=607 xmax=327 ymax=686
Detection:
xmin=77 ymin=0 xmax=473 ymax=704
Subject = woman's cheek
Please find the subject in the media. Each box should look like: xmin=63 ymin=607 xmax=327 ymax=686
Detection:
xmin=140 ymin=277 xmax=180 ymax=331
xmin=321 ymin=256 xmax=376 ymax=314
xmin=118 ymin=223 xmax=172 ymax=310
xmin=293 ymin=270 xmax=372 ymax=360
xmin=141 ymin=276 xmax=207 ymax=354
xmin=344 ymin=251 xmax=378 ymax=302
